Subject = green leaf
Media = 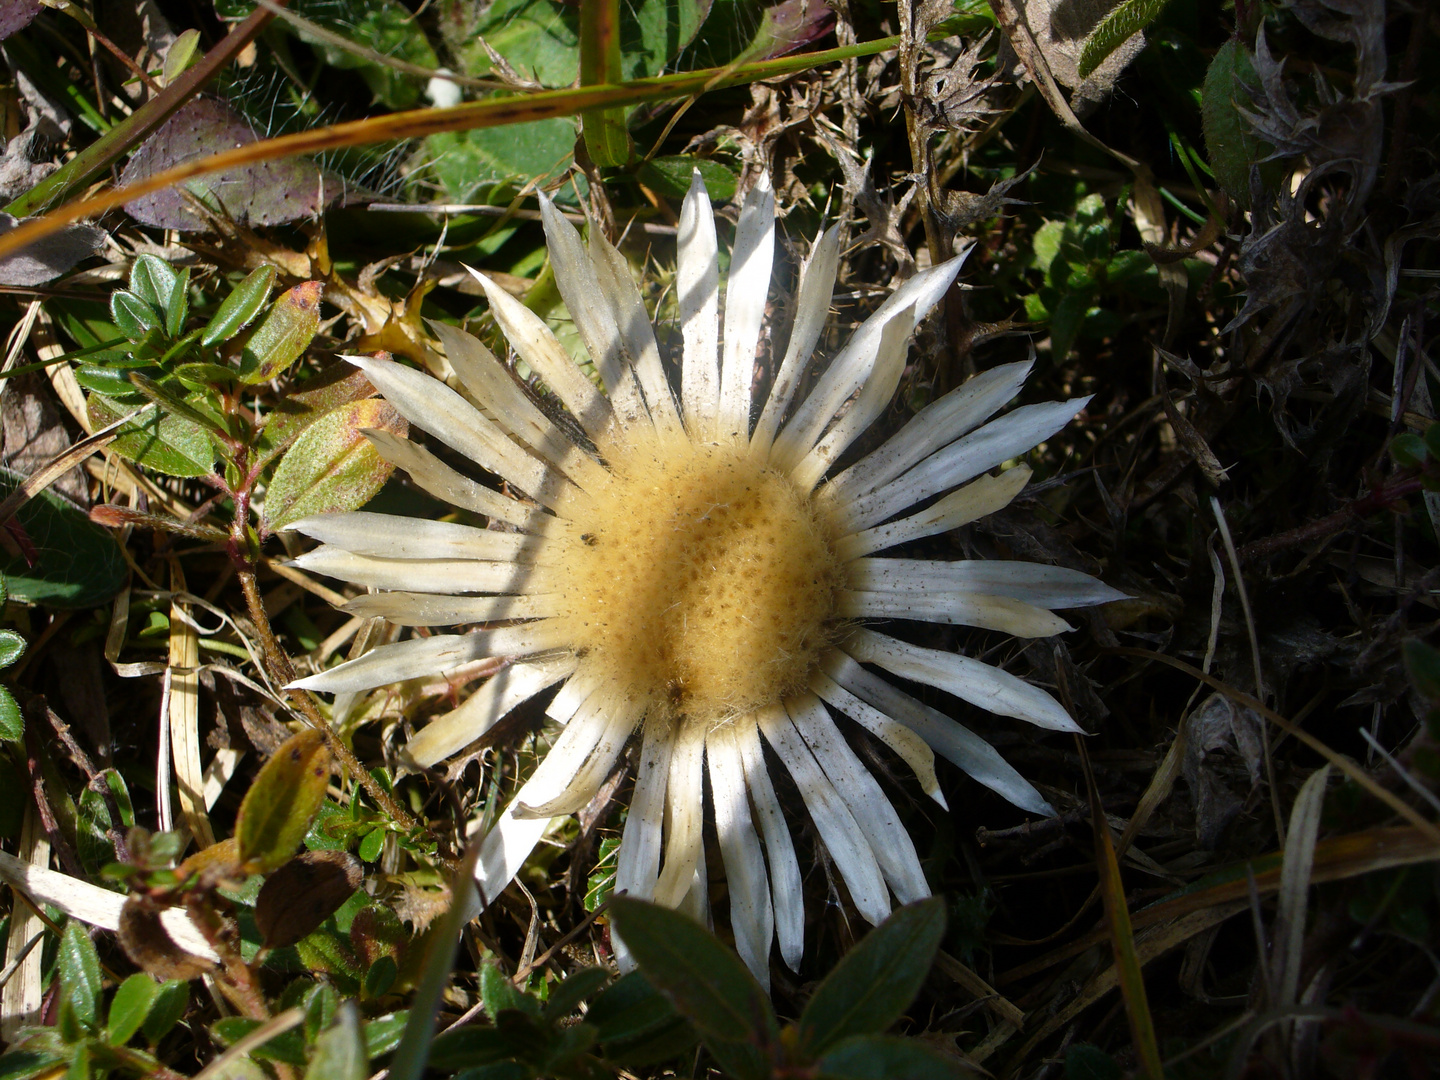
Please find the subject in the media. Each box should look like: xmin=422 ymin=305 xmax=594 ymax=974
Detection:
xmin=363 ymin=1012 xmax=409 ymax=1058
xmin=798 ymin=897 xmax=946 ymax=1055
xmin=1392 ymin=432 xmax=1429 ymax=469
xmin=815 ymin=1034 xmax=967 ymax=1080
xmin=64 ymin=1041 xmax=90 ymax=1080
xmin=58 ymin=921 xmax=104 ymax=1031
xmin=235 ymin=729 xmax=333 ymax=873
xmin=237 ymin=282 xmax=322 ymax=385
xmin=74 ymin=364 xmax=153 ymax=399
xmin=299 ymin=0 xmax=441 ymax=109
xmin=1424 ymin=423 xmax=1440 ymax=463
xmin=0 ymin=468 xmax=127 ymax=608
xmin=77 ymin=787 xmax=118 ymax=877
xmin=261 ymin=397 xmax=406 ymax=531
xmin=305 ymin=1002 xmax=367 ymax=1080
xmin=1077 ymin=0 xmax=1169 ymax=79
xmin=363 ymin=955 xmax=397 ymax=1000
xmin=0 ymin=630 xmax=25 ymax=668
xmin=584 ymin=836 xmax=619 ymax=912
xmin=164 ymin=267 xmax=191 ymax=339
xmin=0 ymin=687 xmax=22 ymax=743
xmin=426 ymin=1028 xmax=517 ymax=1071
xmin=607 ymin=897 xmax=776 ymax=1076
xmin=0 ymin=1049 xmax=69 ymax=1080
xmin=202 ymin=265 xmax=276 ymax=347
xmin=162 ymin=28 xmax=203 ymax=84
xmin=1201 ymin=39 xmax=1277 ymax=210
xmin=106 ymin=974 xmax=158 ymax=1046
xmin=110 ymin=291 xmax=161 ymax=341
xmin=86 ymin=396 xmax=216 ymax=478
xmin=128 ymin=254 xmax=178 ymax=312
xmin=212 ymin=1018 xmax=308 ymax=1066
xmin=638 ymin=156 xmax=738 ymax=202
xmin=1064 ymin=1044 xmax=1123 ymax=1079
xmin=543 ymin=967 xmax=608 ymax=1023
xmin=254 ymin=366 xmax=381 ymax=474
xmin=141 ymin=981 xmax=188 ymax=1045
xmin=425 ymin=121 xmax=578 ymax=202
xmin=357 ymin=828 xmax=385 ymax=864
xmin=480 ymin=962 xmax=539 ymax=1020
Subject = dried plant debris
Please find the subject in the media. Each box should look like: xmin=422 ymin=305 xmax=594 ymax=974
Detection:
xmin=0 ymin=212 xmax=104 ymax=286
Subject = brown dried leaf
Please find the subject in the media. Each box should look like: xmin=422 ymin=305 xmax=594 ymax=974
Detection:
xmin=255 ymin=850 xmax=363 ymax=948
xmin=118 ymin=896 xmax=216 ymax=981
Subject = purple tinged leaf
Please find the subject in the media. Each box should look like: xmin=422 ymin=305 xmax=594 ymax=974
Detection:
xmin=120 ymin=98 xmax=342 ymax=231
xmin=0 ymin=0 xmax=41 ymax=42
xmin=752 ymin=0 xmax=836 ymax=60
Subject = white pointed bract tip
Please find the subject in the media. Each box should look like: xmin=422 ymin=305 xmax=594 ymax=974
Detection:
xmin=293 ymin=175 xmax=1111 ymax=984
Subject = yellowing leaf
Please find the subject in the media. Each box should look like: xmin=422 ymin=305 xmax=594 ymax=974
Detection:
xmin=235 ymin=729 xmax=333 ymax=873
xmin=262 ymin=398 xmax=406 ymax=533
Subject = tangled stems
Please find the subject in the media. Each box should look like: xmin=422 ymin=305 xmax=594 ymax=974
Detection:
xmin=220 ymin=463 xmax=422 ymax=840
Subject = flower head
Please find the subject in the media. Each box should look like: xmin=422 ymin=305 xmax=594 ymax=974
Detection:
xmin=286 ymin=172 xmax=1120 ymax=983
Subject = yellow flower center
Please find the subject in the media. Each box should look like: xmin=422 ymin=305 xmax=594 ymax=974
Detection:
xmin=547 ymin=430 xmax=845 ymax=728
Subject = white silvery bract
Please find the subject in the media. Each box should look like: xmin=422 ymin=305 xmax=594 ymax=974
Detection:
xmin=285 ymin=170 xmax=1121 ymax=985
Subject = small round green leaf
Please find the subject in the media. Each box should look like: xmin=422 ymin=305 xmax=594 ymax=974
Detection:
xmin=0 ymin=687 xmax=21 ymax=743
xmin=111 ymin=291 xmax=161 ymax=341
xmin=0 ymin=631 xmax=25 ymax=669
xmin=129 ymin=254 xmax=178 ymax=311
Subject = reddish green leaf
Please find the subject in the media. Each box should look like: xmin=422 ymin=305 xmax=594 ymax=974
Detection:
xmin=262 ymin=398 xmax=405 ymax=532
xmin=238 ymin=281 xmax=322 ymax=385
xmin=254 ymin=366 xmax=378 ymax=473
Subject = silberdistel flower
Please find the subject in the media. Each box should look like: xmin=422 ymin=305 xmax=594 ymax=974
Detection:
xmin=286 ymin=172 xmax=1120 ymax=983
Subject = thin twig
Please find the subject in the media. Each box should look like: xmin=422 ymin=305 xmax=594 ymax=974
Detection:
xmin=235 ymin=565 xmax=421 ymax=837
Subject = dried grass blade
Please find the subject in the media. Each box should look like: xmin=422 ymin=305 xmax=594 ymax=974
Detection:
xmin=0 ymin=808 xmax=49 ymax=1041
xmin=1273 ymin=765 xmax=1330 ymax=1010
xmin=1108 ymin=647 xmax=1440 ymax=845
xmin=1079 ymin=737 xmax=1164 ymax=1080
xmin=999 ymin=825 xmax=1440 ymax=985
xmin=0 ymin=38 xmax=910 ymax=265
xmin=169 ymin=562 xmax=215 ymax=850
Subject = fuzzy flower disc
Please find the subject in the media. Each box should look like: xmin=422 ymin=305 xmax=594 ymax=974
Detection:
xmin=549 ymin=431 xmax=844 ymax=728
